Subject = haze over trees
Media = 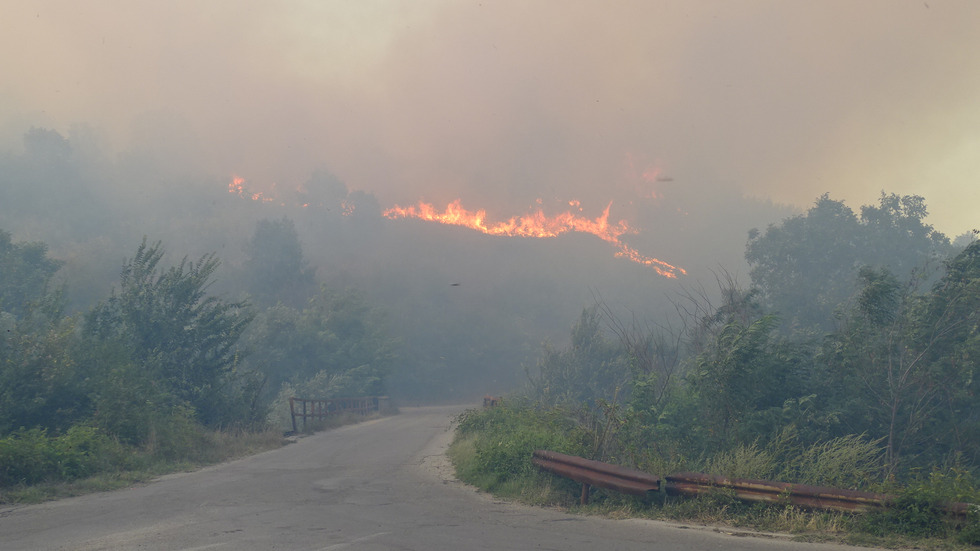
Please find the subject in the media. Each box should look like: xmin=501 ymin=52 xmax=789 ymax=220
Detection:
xmin=241 ymin=217 xmax=317 ymax=309
xmin=1 ymin=125 xmax=977 ymax=496
xmin=745 ymin=193 xmax=952 ymax=332
xmin=523 ymin=194 xmax=978 ymax=480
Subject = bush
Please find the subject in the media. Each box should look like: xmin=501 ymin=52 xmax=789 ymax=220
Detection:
xmin=142 ymin=406 xmax=211 ymax=462
xmin=454 ymin=403 xmax=590 ymax=491
xmin=0 ymin=425 xmax=128 ymax=486
xmin=860 ymin=467 xmax=980 ymax=541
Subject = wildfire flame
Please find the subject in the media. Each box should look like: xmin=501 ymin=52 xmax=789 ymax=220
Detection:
xmin=228 ymin=175 xmax=274 ymax=202
xmin=228 ymin=176 xmax=246 ymax=195
xmin=383 ymin=200 xmax=685 ymax=278
xmin=227 ymin=174 xmax=684 ymax=278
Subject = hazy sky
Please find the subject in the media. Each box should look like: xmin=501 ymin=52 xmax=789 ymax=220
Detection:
xmin=3 ymin=1 xmax=978 ymax=235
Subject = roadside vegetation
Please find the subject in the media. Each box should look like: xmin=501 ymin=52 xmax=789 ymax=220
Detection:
xmin=450 ymin=402 xmax=980 ymax=548
xmin=451 ymin=194 xmax=980 ymax=548
xmin=0 ymin=425 xmax=285 ymax=503
xmin=0 ymin=222 xmax=398 ymax=503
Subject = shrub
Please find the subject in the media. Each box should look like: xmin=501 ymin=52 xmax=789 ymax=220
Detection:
xmin=860 ymin=467 xmax=980 ymax=540
xmin=0 ymin=425 xmax=128 ymax=486
xmin=454 ymin=403 xmax=590 ymax=491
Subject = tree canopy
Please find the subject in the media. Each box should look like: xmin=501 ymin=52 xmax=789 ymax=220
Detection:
xmin=85 ymin=239 xmax=255 ymax=426
xmin=746 ymin=193 xmax=951 ymax=331
xmin=0 ymin=229 xmax=64 ymax=319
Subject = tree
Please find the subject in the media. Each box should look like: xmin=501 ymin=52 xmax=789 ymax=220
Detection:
xmin=242 ymin=287 xmax=398 ymax=400
xmin=0 ymin=229 xmax=64 ymax=319
xmin=242 ymin=217 xmax=317 ymax=308
xmin=683 ymin=282 xmax=813 ymax=451
xmin=295 ymin=169 xmax=348 ymax=209
xmin=526 ymin=307 xmax=627 ymax=407
xmin=0 ymin=232 xmax=88 ymax=434
xmin=917 ymin=241 xmax=980 ymax=464
xmin=746 ymin=193 xmax=951 ymax=332
xmin=85 ymin=239 xmax=255 ymax=426
xmin=824 ymin=262 xmax=973 ymax=471
xmin=0 ymin=315 xmax=88 ymax=433
xmin=860 ymin=193 xmax=950 ymax=279
xmin=746 ymin=195 xmax=863 ymax=331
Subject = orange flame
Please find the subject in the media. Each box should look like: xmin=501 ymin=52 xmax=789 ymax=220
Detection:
xmin=383 ymin=200 xmax=685 ymax=278
xmin=228 ymin=176 xmax=275 ymax=203
xmin=229 ymin=176 xmax=246 ymax=195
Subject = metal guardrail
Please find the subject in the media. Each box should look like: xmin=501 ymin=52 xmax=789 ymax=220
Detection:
xmin=531 ymin=450 xmax=660 ymax=504
xmin=288 ymin=396 xmax=388 ymax=432
xmin=665 ymin=472 xmax=890 ymax=512
xmin=534 ymin=450 xmax=974 ymax=516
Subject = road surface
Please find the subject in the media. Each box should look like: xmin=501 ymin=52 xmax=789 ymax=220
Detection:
xmin=0 ymin=405 xmax=867 ymax=550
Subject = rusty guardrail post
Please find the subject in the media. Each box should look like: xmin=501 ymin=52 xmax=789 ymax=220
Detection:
xmin=532 ymin=450 xmax=660 ymax=505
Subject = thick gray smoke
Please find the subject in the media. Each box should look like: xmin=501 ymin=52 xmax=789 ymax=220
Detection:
xmin=2 ymin=1 xmax=978 ymax=236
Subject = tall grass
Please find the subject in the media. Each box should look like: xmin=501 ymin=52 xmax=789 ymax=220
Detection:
xmin=700 ymin=433 xmax=886 ymax=490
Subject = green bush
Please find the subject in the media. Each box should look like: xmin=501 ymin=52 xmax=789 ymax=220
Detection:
xmin=860 ymin=467 xmax=980 ymax=541
xmin=960 ymin=511 xmax=980 ymax=546
xmin=0 ymin=425 xmax=128 ymax=486
xmin=142 ymin=406 xmax=211 ymax=462
xmin=0 ymin=428 xmax=49 ymax=485
xmin=454 ymin=404 xmax=590 ymax=491
xmin=861 ymin=493 xmax=947 ymax=538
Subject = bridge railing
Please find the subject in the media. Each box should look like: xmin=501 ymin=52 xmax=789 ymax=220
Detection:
xmin=288 ymin=396 xmax=388 ymax=432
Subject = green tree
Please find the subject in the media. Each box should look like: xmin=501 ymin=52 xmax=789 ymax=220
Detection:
xmin=860 ymin=193 xmax=950 ymax=278
xmin=526 ymin=307 xmax=627 ymax=407
xmin=824 ymin=264 xmax=970 ymax=471
xmin=0 ymin=232 xmax=82 ymax=433
xmin=746 ymin=193 xmax=950 ymax=332
xmin=746 ymin=195 xmax=862 ymax=331
xmin=0 ymin=229 xmax=64 ymax=319
xmin=917 ymin=241 xmax=980 ymax=464
xmin=0 ymin=315 xmax=89 ymax=433
xmin=243 ymin=287 xmax=398 ymax=400
xmin=242 ymin=217 xmax=317 ymax=309
xmin=85 ymin=239 xmax=255 ymax=427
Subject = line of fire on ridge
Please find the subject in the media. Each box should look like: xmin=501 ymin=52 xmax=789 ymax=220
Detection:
xmin=383 ymin=199 xmax=685 ymax=279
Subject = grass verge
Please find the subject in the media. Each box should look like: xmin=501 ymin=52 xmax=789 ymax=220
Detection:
xmin=0 ymin=427 xmax=287 ymax=504
xmin=0 ymin=411 xmax=391 ymax=505
xmin=449 ymin=403 xmax=980 ymax=550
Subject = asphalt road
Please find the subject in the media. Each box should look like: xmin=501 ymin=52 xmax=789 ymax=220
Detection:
xmin=0 ymin=405 xmax=868 ymax=550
